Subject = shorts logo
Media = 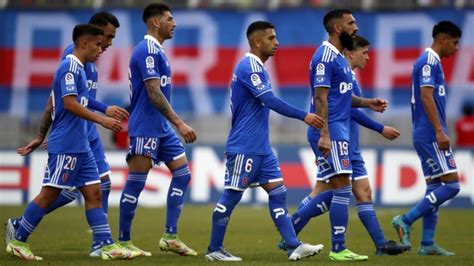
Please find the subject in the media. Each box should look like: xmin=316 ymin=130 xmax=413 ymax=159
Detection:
xmin=422 ymin=64 xmax=431 ymax=77
xmin=448 ymin=159 xmax=456 ymax=167
xmin=341 ymin=159 xmax=350 ymax=168
xmin=65 ymin=73 xmax=74 ymax=85
xmin=241 ymin=176 xmax=249 ymax=187
xmin=316 ymin=63 xmax=325 ymax=75
xmin=250 ymin=73 xmax=262 ymax=87
xmin=62 ymin=172 xmax=69 ymax=183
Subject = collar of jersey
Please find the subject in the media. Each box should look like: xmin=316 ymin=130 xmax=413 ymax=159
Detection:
xmin=425 ymin=47 xmax=440 ymax=62
xmin=322 ymin=41 xmax=341 ymax=55
xmin=66 ymin=54 xmax=84 ymax=67
xmin=144 ymin=35 xmax=163 ymax=49
xmin=245 ymin=52 xmax=264 ymax=66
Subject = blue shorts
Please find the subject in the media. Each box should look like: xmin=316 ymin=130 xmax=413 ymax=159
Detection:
xmin=224 ymin=152 xmax=283 ymax=191
xmin=127 ymin=133 xmax=186 ymax=165
xmin=89 ymin=138 xmax=111 ymax=177
xmin=350 ymin=150 xmax=368 ymax=181
xmin=43 ymin=151 xmax=100 ymax=190
xmin=310 ymin=140 xmax=352 ymax=182
xmin=414 ymin=141 xmax=457 ymax=179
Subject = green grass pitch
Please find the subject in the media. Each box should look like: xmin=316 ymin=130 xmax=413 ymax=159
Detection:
xmin=1 ymin=205 xmax=473 ymax=265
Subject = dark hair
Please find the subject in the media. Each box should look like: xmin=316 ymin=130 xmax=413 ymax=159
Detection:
xmin=89 ymin=11 xmax=120 ymax=28
xmin=246 ymin=21 xmax=274 ymax=38
xmin=323 ymin=9 xmax=352 ymax=33
xmin=432 ymin=21 xmax=462 ymax=39
xmin=352 ymin=35 xmax=370 ymax=50
xmin=72 ymin=24 xmax=104 ymax=44
xmin=143 ymin=3 xmax=171 ymax=23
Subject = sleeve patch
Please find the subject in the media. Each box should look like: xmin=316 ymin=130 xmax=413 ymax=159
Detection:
xmin=422 ymin=64 xmax=431 ymax=77
xmin=316 ymin=63 xmax=325 ymax=76
xmin=250 ymin=73 xmax=262 ymax=86
xmin=65 ymin=73 xmax=75 ymax=85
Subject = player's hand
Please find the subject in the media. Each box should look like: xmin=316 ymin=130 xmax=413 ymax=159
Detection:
xmin=436 ymin=130 xmax=450 ymax=150
xmin=17 ymin=136 xmax=45 ymax=156
xmin=105 ymin=105 xmax=129 ymax=121
xmin=381 ymin=126 xmax=400 ymax=141
xmin=318 ymin=135 xmax=331 ymax=157
xmin=304 ymin=113 xmax=325 ymax=129
xmin=368 ymin=98 xmax=388 ymax=113
xmin=100 ymin=117 xmax=122 ymax=132
xmin=176 ymin=122 xmax=197 ymax=144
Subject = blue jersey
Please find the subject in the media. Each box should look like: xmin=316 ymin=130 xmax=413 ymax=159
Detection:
xmin=350 ymin=71 xmax=362 ymax=153
xmin=48 ymin=54 xmax=90 ymax=153
xmin=308 ymin=41 xmax=353 ymax=142
xmin=411 ymin=48 xmax=448 ymax=142
xmin=128 ymin=35 xmax=173 ymax=138
xmin=62 ymin=44 xmax=100 ymax=141
xmin=226 ymin=53 xmax=273 ymax=155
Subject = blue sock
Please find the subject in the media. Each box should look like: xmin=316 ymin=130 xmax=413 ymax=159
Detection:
xmin=166 ymin=165 xmax=191 ymax=234
xmin=208 ymin=189 xmax=243 ymax=252
xmin=86 ymin=208 xmax=113 ymax=246
xmin=268 ymin=184 xmax=300 ymax=250
xmin=100 ymin=176 xmax=111 ymax=215
xmin=402 ymin=181 xmax=460 ymax=225
xmin=118 ymin=172 xmax=147 ymax=241
xmin=330 ymin=185 xmax=352 ymax=252
xmin=292 ymin=190 xmax=332 ymax=235
xmin=15 ymin=202 xmax=45 ymax=242
xmin=45 ymin=189 xmax=79 ymax=214
xmin=357 ymin=202 xmax=387 ymax=247
xmin=297 ymin=195 xmax=313 ymax=209
xmin=421 ymin=181 xmax=442 ymax=246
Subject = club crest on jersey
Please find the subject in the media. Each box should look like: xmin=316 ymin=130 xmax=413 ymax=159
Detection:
xmin=422 ymin=65 xmax=431 ymax=77
xmin=316 ymin=63 xmax=325 ymax=75
xmin=251 ymin=73 xmax=262 ymax=87
xmin=65 ymin=73 xmax=74 ymax=85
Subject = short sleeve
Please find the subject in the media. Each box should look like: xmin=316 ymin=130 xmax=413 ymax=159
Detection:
xmin=240 ymin=71 xmax=271 ymax=98
xmin=419 ymin=63 xmax=435 ymax=88
xmin=312 ymin=61 xmax=332 ymax=88
xmin=60 ymin=71 xmax=78 ymax=97
xmin=138 ymin=52 xmax=161 ymax=81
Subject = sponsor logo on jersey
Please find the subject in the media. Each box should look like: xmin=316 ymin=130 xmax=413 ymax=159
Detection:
xmin=65 ymin=73 xmax=74 ymax=85
xmin=250 ymin=73 xmax=262 ymax=87
xmin=422 ymin=64 xmax=431 ymax=77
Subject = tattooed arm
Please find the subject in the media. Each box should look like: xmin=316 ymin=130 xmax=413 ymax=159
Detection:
xmin=145 ymin=78 xmax=196 ymax=143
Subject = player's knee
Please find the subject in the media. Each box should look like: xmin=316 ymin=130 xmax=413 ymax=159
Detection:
xmin=354 ymin=186 xmax=372 ymax=203
xmin=214 ymin=189 xmax=243 ymax=214
xmin=445 ymin=182 xmax=461 ymax=198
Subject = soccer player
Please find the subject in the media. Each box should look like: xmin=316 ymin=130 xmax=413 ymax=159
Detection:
xmin=8 ymin=12 xmax=127 ymax=257
xmin=5 ymin=24 xmax=132 ymax=261
xmin=283 ymin=35 xmax=409 ymax=256
xmin=118 ymin=3 xmax=197 ymax=257
xmin=392 ymin=21 xmax=462 ymax=256
xmin=205 ymin=21 xmax=325 ymax=262
xmin=303 ymin=9 xmax=388 ymax=261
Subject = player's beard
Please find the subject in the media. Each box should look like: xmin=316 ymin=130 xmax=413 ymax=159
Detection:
xmin=339 ymin=31 xmax=354 ymax=51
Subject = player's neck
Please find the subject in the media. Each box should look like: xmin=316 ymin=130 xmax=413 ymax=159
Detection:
xmin=72 ymin=50 xmax=87 ymax=65
xmin=430 ymin=43 xmax=444 ymax=58
xmin=147 ymin=29 xmax=165 ymax=45
xmin=328 ymin=36 xmax=343 ymax=53
xmin=249 ymin=49 xmax=268 ymax=63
